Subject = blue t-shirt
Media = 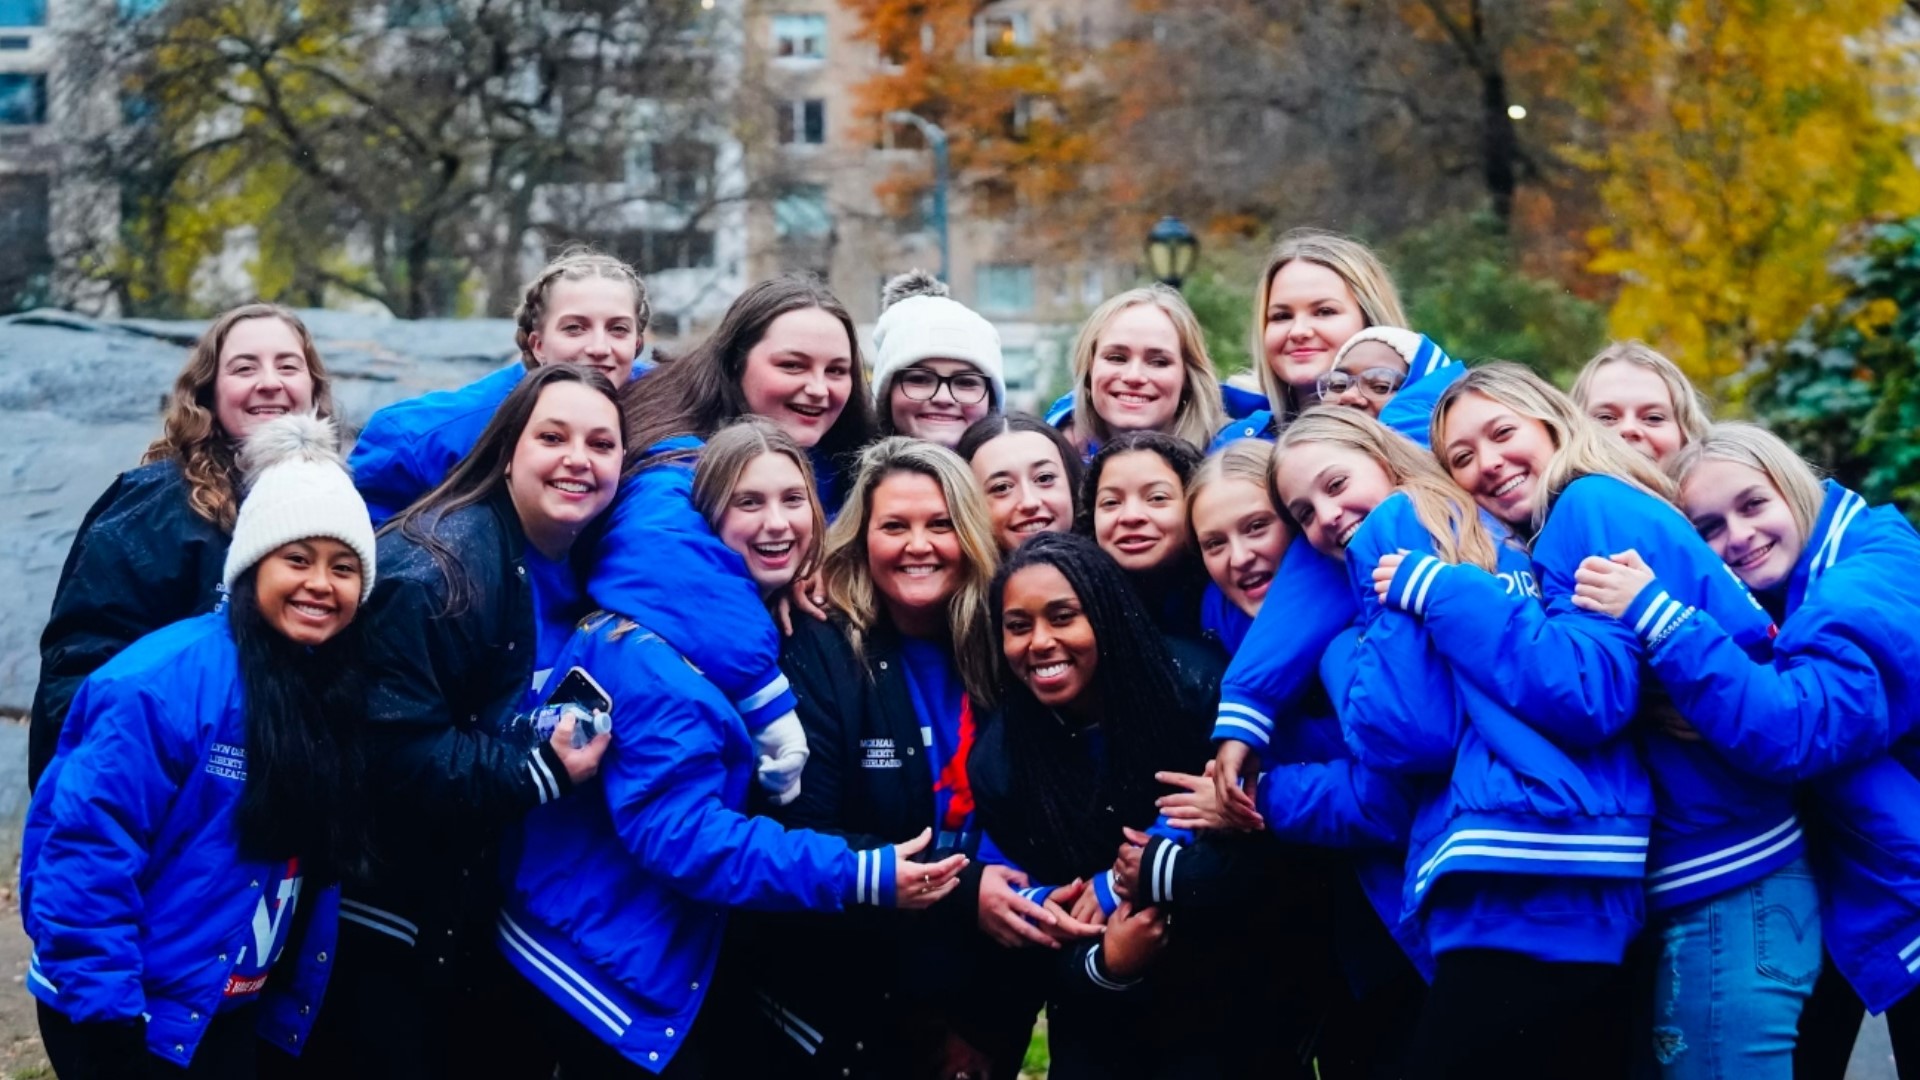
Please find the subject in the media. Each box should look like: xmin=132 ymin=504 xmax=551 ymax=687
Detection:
xmin=523 ymin=546 xmax=586 ymax=707
xmin=897 ymin=636 xmax=1005 ymax=863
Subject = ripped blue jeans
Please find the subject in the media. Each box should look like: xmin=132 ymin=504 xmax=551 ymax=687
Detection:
xmin=1646 ymin=857 xmax=1822 ymax=1079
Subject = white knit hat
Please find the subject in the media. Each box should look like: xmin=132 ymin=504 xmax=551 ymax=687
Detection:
xmin=222 ymin=414 xmax=378 ymax=602
xmin=1331 ymin=326 xmax=1426 ymax=372
xmin=871 ymin=270 xmax=1006 ymax=409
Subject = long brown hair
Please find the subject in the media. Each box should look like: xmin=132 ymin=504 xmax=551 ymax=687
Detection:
xmin=145 ymin=304 xmax=336 ymax=531
xmin=819 ymin=437 xmax=1001 ymax=705
xmin=622 ymin=274 xmax=875 ymax=470
xmin=386 ymin=364 xmax=623 ymax=615
xmin=691 ymin=417 xmax=828 ymax=596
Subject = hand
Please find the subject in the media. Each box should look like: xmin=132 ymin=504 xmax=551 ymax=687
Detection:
xmin=1572 ymin=550 xmax=1656 ymax=619
xmin=1069 ymin=877 xmax=1110 ymax=929
xmin=977 ymin=865 xmax=1068 ymax=949
xmin=1213 ymin=740 xmax=1265 ymax=831
xmin=1101 ymin=901 xmax=1168 ymax=980
xmin=550 ymin=714 xmax=612 ymax=784
xmin=1158 ymin=765 xmax=1229 ymax=832
xmin=1038 ymin=879 xmax=1103 ymax=944
xmin=1373 ymin=550 xmax=1407 ymax=603
xmin=753 ymin=713 xmax=810 ymax=806
xmin=1112 ymin=829 xmax=1145 ymax=901
xmin=893 ymin=828 xmax=969 ymax=911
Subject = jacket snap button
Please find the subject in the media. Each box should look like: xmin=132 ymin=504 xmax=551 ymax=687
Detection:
xmin=436 ymin=956 xmax=448 ymax=965
xmin=300 ymin=1005 xmax=310 ymax=1015
xmin=878 ymin=661 xmax=887 ymax=670
xmin=175 ymin=1044 xmax=185 ymax=1054
xmin=649 ymin=1052 xmax=659 ymax=1062
xmin=517 ymin=567 xmax=527 ymax=577
xmin=289 ymin=1033 xmax=298 ymax=1044
xmin=855 ymin=1041 xmax=864 ymax=1051
xmin=507 ymin=641 xmax=515 ymax=650
xmin=905 ymin=746 xmax=915 ymax=755
xmin=250 ymin=880 xmax=260 ymax=888
xmin=666 ymin=1027 xmax=675 ymax=1037
xmin=218 ymin=953 xmax=228 ymax=962
xmin=690 ymin=981 xmax=700 ymax=990
xmin=316 ymin=952 xmax=328 ymax=962
xmin=189 ymin=1012 xmax=200 ymax=1021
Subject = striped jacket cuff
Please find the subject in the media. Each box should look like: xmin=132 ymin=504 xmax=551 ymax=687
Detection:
xmin=852 ymin=846 xmax=897 ymax=908
xmin=736 ymin=672 xmax=798 ymax=734
xmin=1141 ymin=836 xmax=1181 ymax=907
xmin=1084 ymin=945 xmax=1143 ymax=992
xmin=1213 ymin=695 xmax=1275 ymax=751
xmin=1623 ymin=580 xmax=1697 ymax=649
xmin=1092 ymin=869 xmax=1120 ymax=916
xmin=1384 ymin=553 xmax=1450 ymax=617
xmin=527 ymin=743 xmax=572 ymax=806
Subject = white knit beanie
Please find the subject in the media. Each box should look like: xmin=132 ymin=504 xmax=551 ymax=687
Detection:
xmin=222 ymin=414 xmax=378 ymax=602
xmin=1331 ymin=326 xmax=1425 ymax=372
xmin=871 ymin=270 xmax=1006 ymax=409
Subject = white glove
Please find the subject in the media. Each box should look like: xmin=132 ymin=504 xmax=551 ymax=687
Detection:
xmin=754 ymin=712 xmax=810 ymax=806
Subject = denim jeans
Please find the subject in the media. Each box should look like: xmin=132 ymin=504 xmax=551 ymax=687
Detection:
xmin=1645 ymin=856 xmax=1822 ymax=1079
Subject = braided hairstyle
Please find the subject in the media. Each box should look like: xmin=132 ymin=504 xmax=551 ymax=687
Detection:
xmin=513 ymin=246 xmax=651 ymax=367
xmin=988 ymin=531 xmax=1207 ymax=882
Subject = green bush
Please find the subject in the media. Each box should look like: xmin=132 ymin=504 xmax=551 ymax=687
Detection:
xmin=1745 ymin=218 xmax=1920 ymax=521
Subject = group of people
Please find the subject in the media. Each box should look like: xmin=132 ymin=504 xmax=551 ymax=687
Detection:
xmin=18 ymin=229 xmax=1920 ymax=1080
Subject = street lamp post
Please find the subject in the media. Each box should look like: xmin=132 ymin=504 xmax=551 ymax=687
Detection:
xmin=1145 ymin=215 xmax=1199 ymax=289
xmin=885 ymin=110 xmax=950 ymax=284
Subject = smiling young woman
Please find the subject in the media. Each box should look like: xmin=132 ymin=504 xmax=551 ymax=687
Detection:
xmin=1061 ymin=286 xmax=1226 ymax=455
xmin=871 ymin=270 xmax=1005 ymax=449
xmin=1080 ymin=431 xmax=1208 ymax=639
xmin=29 ymin=304 xmax=337 ymax=791
xmin=958 ymin=412 xmax=1084 ymax=553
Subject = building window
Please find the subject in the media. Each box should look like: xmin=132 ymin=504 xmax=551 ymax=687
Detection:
xmin=773 ymin=13 xmax=827 ymax=60
xmin=975 ymin=11 xmax=1029 ymax=59
xmin=593 ymin=228 xmax=716 ymax=272
xmin=651 ymin=140 xmax=716 ymax=206
xmin=774 ymin=184 xmax=833 ymax=239
xmin=552 ymin=144 xmax=628 ymax=185
xmin=0 ymin=172 xmax=50 ymax=311
xmin=976 ymin=263 xmax=1033 ymax=315
xmin=387 ymin=0 xmax=455 ymax=27
xmin=875 ymin=115 xmax=928 ymax=151
xmin=777 ymin=99 xmax=826 ymax=146
xmin=0 ymin=35 xmax=28 ymax=49
xmin=0 ymin=73 xmax=46 ymax=125
xmin=0 ymin=0 xmax=44 ymax=26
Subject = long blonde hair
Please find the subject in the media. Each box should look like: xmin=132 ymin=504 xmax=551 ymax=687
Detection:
xmin=1187 ymin=439 xmax=1279 ymax=533
xmin=1571 ymin=340 xmax=1712 ymax=448
xmin=691 ymin=418 xmax=827 ymax=594
xmin=1251 ymin=229 xmax=1407 ymax=424
xmin=145 ymin=304 xmax=336 ymax=531
xmin=1068 ymin=285 xmax=1227 ymax=452
xmin=1669 ymin=423 xmax=1825 ymax=542
xmin=1432 ymin=362 xmax=1675 ymax=534
xmin=819 ymin=437 xmax=1001 ymax=704
xmin=513 ymin=245 xmax=650 ymax=367
xmin=1277 ymin=407 xmax=1498 ymax=570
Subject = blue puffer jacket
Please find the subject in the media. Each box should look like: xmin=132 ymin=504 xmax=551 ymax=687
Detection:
xmin=22 ymin=611 xmax=338 ymax=1066
xmin=1360 ymin=493 xmax=1650 ymax=963
xmin=1042 ymin=383 xmax=1267 ymax=454
xmin=349 ymin=358 xmax=653 ymax=526
xmin=1210 ymin=332 xmax=1462 ymax=450
xmin=587 ymin=436 xmax=796 ymax=734
xmin=1385 ymin=475 xmax=1793 ymax=913
xmin=1630 ymin=481 xmax=1920 ymax=1011
xmin=499 ymin=617 xmax=895 ymax=1073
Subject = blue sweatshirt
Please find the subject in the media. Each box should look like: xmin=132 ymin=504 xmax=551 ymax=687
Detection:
xmin=1211 ymin=332 xmax=1461 ymax=450
xmin=587 ymin=437 xmax=795 ymax=735
xmin=1360 ymin=492 xmax=1650 ymax=963
xmin=1630 ymin=481 xmax=1920 ymax=1011
xmin=1385 ymin=475 xmax=1792 ymax=912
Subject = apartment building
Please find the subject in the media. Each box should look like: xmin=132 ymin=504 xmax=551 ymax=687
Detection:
xmin=0 ymin=0 xmax=53 ymax=311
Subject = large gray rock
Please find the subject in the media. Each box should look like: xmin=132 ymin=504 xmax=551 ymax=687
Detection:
xmin=0 ymin=308 xmax=519 ymax=712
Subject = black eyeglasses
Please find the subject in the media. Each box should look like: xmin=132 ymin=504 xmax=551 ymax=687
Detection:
xmin=896 ymin=368 xmax=992 ymax=404
xmin=1315 ymin=367 xmax=1406 ymax=400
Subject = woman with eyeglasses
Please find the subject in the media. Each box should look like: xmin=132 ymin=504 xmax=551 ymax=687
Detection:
xmin=872 ymin=271 xmax=1005 ymax=450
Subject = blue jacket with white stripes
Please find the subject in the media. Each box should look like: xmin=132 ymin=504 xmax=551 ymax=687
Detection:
xmin=1209 ymin=332 xmax=1463 ymax=451
xmin=348 ymin=358 xmax=655 ymax=527
xmin=499 ymin=616 xmax=895 ymax=1073
xmin=1628 ymin=481 xmax=1920 ymax=1011
xmin=23 ymin=612 xmax=337 ymax=1067
xmin=1381 ymin=474 xmax=1795 ymax=913
xmin=1361 ymin=492 xmax=1651 ymax=963
xmin=587 ymin=437 xmax=796 ymax=736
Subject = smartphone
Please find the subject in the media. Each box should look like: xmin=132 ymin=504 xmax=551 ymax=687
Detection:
xmin=545 ymin=665 xmax=613 ymax=715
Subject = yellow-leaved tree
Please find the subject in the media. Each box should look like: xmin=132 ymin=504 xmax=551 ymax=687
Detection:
xmin=1573 ymin=0 xmax=1920 ymax=382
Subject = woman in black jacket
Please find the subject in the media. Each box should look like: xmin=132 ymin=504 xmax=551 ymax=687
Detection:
xmin=975 ymin=532 xmax=1318 ymax=1080
xmin=305 ymin=364 xmax=621 ymax=1079
xmin=29 ymin=304 xmax=336 ymax=789
xmin=725 ymin=436 xmax=1087 ymax=1079
xmin=1077 ymin=431 xmax=1210 ymax=641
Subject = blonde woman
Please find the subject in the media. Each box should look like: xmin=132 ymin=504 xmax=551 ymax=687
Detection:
xmin=1053 ymin=285 xmax=1228 ymax=455
xmin=1376 ymin=364 xmax=1809 ymax=1077
xmin=29 ymin=303 xmax=336 ymax=790
xmin=1571 ymin=341 xmax=1712 ymax=467
xmin=1219 ymin=229 xmax=1410 ymax=445
xmin=1186 ymin=440 xmax=1288 ymax=654
xmin=745 ymin=436 xmax=1077 ymax=1079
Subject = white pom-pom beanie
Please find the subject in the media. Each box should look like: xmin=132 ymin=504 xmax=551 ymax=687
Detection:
xmin=1330 ymin=326 xmax=1426 ymax=372
xmin=222 ymin=414 xmax=378 ymax=602
xmin=871 ymin=270 xmax=1006 ymax=410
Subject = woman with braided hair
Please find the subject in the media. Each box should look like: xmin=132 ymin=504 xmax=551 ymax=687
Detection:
xmin=348 ymin=245 xmax=652 ymax=524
